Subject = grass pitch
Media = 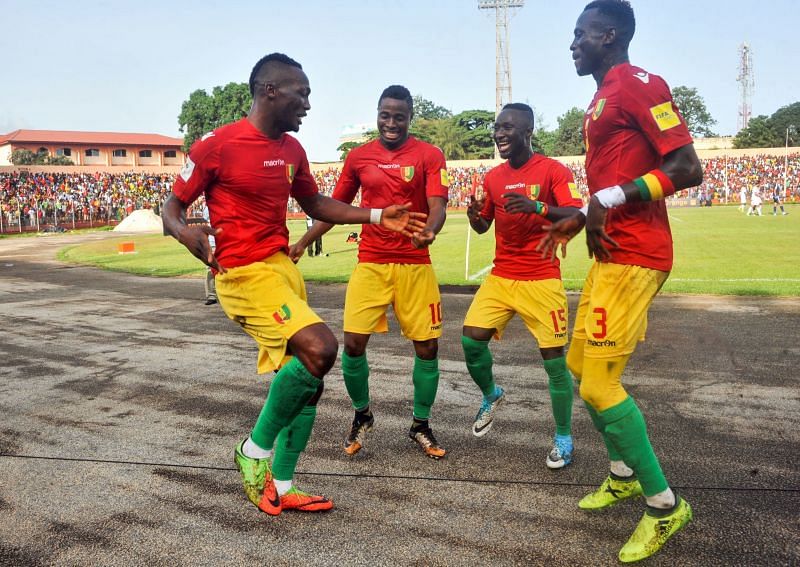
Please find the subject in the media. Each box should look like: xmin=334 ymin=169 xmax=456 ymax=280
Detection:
xmin=57 ymin=205 xmax=799 ymax=296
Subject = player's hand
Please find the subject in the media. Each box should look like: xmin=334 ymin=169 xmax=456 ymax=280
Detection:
xmin=585 ymin=196 xmax=619 ymax=261
xmin=380 ymin=203 xmax=428 ymax=238
xmin=466 ymin=194 xmax=485 ymax=221
xmin=411 ymin=228 xmax=436 ymax=248
xmin=537 ymin=212 xmax=585 ymax=262
xmin=502 ymin=192 xmax=538 ymax=215
xmin=178 ymin=225 xmax=226 ymax=273
xmin=288 ymin=242 xmax=306 ymax=263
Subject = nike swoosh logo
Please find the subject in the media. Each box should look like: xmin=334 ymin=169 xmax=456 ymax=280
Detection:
xmin=474 ymin=421 xmax=492 ymax=433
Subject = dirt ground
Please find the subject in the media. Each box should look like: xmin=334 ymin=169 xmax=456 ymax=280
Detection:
xmin=1 ymin=233 xmax=798 ymax=566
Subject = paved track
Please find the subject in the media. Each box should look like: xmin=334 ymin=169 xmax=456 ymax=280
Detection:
xmin=1 ymin=234 xmax=798 ymax=566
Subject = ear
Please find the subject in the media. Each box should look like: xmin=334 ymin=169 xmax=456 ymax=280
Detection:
xmin=603 ymin=26 xmax=617 ymax=48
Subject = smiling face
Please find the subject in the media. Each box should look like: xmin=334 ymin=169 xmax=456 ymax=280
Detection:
xmin=493 ymin=108 xmax=532 ymax=162
xmin=570 ymin=8 xmax=610 ymax=77
xmin=377 ymin=97 xmax=412 ymax=150
xmin=270 ymin=66 xmax=311 ymax=133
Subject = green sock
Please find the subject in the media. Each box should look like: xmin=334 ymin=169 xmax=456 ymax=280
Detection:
xmin=583 ymin=401 xmax=624 ymax=462
xmin=462 ymin=335 xmax=495 ymax=397
xmin=412 ymin=355 xmax=439 ymax=420
xmin=272 ymin=405 xmax=316 ymax=482
xmin=251 ymin=357 xmax=321 ymax=451
xmin=600 ymin=396 xmax=668 ymax=496
xmin=543 ymin=356 xmax=573 ymax=436
xmin=342 ymin=351 xmax=370 ymax=410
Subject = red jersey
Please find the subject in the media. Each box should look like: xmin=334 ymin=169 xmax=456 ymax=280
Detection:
xmin=333 ymin=137 xmax=449 ymax=264
xmin=480 ymin=153 xmax=581 ymax=280
xmin=583 ymin=63 xmax=693 ymax=271
xmin=173 ymin=118 xmax=318 ymax=269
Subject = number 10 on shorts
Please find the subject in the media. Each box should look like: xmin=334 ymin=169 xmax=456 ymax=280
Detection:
xmin=429 ymin=302 xmax=442 ymax=325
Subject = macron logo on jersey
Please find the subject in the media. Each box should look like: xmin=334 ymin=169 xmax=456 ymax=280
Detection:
xmin=200 ymin=132 xmax=215 ymax=142
xmin=504 ymin=182 xmax=526 ymax=191
xmin=263 ymin=159 xmax=286 ymax=167
xmin=377 ymin=163 xmax=400 ymax=169
xmin=634 ymin=71 xmax=650 ymax=84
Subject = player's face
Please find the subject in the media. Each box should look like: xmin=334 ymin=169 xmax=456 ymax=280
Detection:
xmin=493 ymin=109 xmax=531 ymax=160
xmin=272 ymin=67 xmax=311 ymax=133
xmin=377 ymin=97 xmax=411 ymax=150
xmin=570 ymin=9 xmax=608 ymax=76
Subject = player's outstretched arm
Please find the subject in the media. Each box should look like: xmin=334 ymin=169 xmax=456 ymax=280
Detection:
xmin=162 ymin=194 xmax=225 ymax=272
xmin=296 ymin=194 xmax=427 ymax=238
xmin=537 ymin=211 xmax=586 ymax=262
xmin=411 ymin=196 xmax=447 ymax=248
xmin=289 ymin=219 xmax=334 ymax=263
xmin=584 ymin=143 xmax=703 ymax=260
xmin=466 ymin=195 xmax=491 ymax=234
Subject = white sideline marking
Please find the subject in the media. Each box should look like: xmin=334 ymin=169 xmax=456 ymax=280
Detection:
xmin=467 ymin=264 xmax=493 ymax=281
xmin=668 ymin=214 xmax=684 ymax=222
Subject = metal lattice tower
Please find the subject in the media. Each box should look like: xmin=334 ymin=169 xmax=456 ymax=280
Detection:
xmin=736 ymin=43 xmax=754 ymax=131
xmin=478 ymin=0 xmax=524 ymax=117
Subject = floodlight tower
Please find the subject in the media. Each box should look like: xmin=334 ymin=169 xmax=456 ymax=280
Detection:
xmin=736 ymin=43 xmax=754 ymax=131
xmin=478 ymin=0 xmax=525 ymax=118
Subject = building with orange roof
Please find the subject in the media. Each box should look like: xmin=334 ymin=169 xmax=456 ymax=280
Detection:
xmin=0 ymin=129 xmax=185 ymax=168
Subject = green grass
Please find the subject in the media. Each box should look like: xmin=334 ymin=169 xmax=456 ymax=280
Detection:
xmin=57 ymin=204 xmax=800 ymax=296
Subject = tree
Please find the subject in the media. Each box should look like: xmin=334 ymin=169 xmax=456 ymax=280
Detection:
xmin=336 ymin=141 xmax=363 ymax=161
xmin=452 ymin=109 xmax=494 ymax=159
xmin=733 ymin=115 xmax=781 ymax=148
xmin=671 ymin=86 xmax=717 ymax=137
xmin=552 ymin=107 xmax=585 ymax=156
xmin=768 ymin=102 xmax=800 ymax=146
xmin=178 ymin=82 xmax=252 ymax=151
xmin=11 ymin=149 xmax=37 ymax=165
xmin=412 ymin=95 xmax=452 ymax=123
xmin=430 ymin=119 xmax=467 ymax=160
xmin=532 ymin=128 xmax=557 ymax=156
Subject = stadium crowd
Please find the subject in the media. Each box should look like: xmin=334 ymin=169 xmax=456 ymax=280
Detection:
xmin=1 ymin=153 xmax=797 ymax=230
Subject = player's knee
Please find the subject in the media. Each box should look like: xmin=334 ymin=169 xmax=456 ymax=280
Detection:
xmin=414 ymin=338 xmax=438 ymax=360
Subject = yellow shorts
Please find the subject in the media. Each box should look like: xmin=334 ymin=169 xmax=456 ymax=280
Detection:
xmin=571 ymin=262 xmax=669 ymax=359
xmin=344 ymin=263 xmax=442 ymax=341
xmin=464 ymin=274 xmax=569 ymax=348
xmin=215 ymin=252 xmax=323 ymax=374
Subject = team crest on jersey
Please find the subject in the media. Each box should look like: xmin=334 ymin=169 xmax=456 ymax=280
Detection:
xmin=649 ymin=102 xmax=681 ymax=131
xmin=440 ymin=168 xmax=450 ymax=187
xmin=401 ymin=166 xmax=415 ymax=182
xmin=568 ymin=182 xmax=581 ymax=199
xmin=592 ymin=98 xmax=606 ymax=121
xmin=286 ymin=164 xmax=296 ymax=183
xmin=273 ymin=304 xmax=292 ymax=325
xmin=529 ymin=184 xmax=541 ymax=199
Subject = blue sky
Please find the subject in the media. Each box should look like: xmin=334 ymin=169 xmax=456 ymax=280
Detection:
xmin=2 ymin=0 xmax=797 ymax=161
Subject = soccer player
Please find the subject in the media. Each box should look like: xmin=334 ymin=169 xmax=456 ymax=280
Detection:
xmin=538 ymin=1 xmax=703 ymax=562
xmin=291 ymin=85 xmax=449 ymax=459
xmin=463 ymin=103 xmax=582 ymax=469
xmin=162 ymin=54 xmax=426 ymax=517
xmin=771 ymin=186 xmax=788 ymax=215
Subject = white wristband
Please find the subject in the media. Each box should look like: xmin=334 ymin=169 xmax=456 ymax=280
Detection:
xmin=594 ymin=185 xmax=626 ymax=208
xmin=579 ymin=204 xmax=589 ymax=217
xmin=369 ymin=208 xmax=382 ymax=224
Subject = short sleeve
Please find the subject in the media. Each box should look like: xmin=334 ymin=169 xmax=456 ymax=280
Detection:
xmin=424 ymin=146 xmax=450 ymax=200
xmin=480 ymin=173 xmax=496 ymax=222
xmin=290 ymin=152 xmax=319 ymax=199
xmin=548 ymin=162 xmax=582 ymax=208
xmin=621 ymin=74 xmax=693 ymax=157
xmin=332 ymin=151 xmax=361 ymax=204
xmin=172 ymin=133 xmax=221 ymax=204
